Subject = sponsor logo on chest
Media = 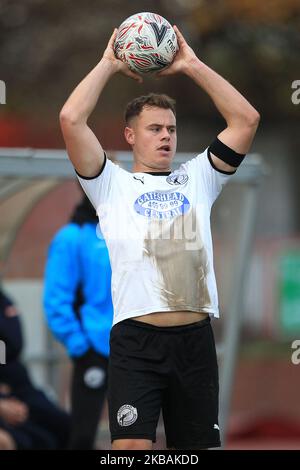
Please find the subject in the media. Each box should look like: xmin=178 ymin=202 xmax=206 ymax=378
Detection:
xmin=134 ymin=190 xmax=190 ymax=219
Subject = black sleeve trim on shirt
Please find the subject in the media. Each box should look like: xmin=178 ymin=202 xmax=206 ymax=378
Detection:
xmin=209 ymin=137 xmax=245 ymax=168
xmin=75 ymin=152 xmax=107 ymax=180
xmin=207 ymin=149 xmax=237 ymax=175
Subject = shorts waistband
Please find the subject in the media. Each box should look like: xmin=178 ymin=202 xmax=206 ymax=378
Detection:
xmin=118 ymin=316 xmax=210 ymax=333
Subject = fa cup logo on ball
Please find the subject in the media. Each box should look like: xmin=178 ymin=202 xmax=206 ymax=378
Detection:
xmin=114 ymin=12 xmax=178 ymax=74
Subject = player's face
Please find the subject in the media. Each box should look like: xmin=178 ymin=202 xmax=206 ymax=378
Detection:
xmin=125 ymin=106 xmax=177 ymax=172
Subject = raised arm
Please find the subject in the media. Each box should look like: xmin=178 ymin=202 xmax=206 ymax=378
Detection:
xmin=158 ymin=26 xmax=260 ymax=172
xmin=60 ymin=29 xmax=142 ymax=178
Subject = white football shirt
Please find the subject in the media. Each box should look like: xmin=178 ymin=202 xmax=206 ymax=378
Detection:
xmin=77 ymin=148 xmax=234 ymax=326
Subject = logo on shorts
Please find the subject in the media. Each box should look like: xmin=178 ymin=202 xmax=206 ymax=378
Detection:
xmin=117 ymin=404 xmax=138 ymax=427
xmin=213 ymin=424 xmax=220 ymax=430
xmin=83 ymin=367 xmax=105 ymax=389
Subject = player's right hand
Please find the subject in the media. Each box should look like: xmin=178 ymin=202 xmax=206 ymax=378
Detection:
xmin=102 ymin=29 xmax=143 ymax=83
xmin=156 ymin=25 xmax=197 ymax=77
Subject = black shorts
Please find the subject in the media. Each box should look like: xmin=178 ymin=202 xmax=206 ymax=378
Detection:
xmin=108 ymin=316 xmax=221 ymax=449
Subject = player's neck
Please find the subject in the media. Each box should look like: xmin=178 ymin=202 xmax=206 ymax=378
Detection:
xmin=132 ymin=162 xmax=171 ymax=173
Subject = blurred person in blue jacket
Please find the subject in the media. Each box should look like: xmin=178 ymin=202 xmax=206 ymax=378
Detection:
xmin=44 ymin=192 xmax=113 ymax=449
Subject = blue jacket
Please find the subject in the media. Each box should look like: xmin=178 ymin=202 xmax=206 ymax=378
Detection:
xmin=43 ymin=223 xmax=113 ymax=358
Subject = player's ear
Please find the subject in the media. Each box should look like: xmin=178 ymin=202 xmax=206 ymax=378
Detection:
xmin=124 ymin=126 xmax=135 ymax=145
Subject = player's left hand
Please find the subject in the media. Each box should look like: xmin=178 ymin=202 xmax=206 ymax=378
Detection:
xmin=156 ymin=25 xmax=198 ymax=77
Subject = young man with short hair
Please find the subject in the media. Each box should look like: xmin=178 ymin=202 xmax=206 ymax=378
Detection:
xmin=60 ymin=25 xmax=259 ymax=450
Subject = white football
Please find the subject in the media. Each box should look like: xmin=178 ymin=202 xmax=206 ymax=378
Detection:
xmin=114 ymin=12 xmax=178 ymax=74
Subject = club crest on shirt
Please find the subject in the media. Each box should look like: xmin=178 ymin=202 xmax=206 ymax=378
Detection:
xmin=134 ymin=190 xmax=190 ymax=220
xmin=166 ymin=173 xmax=189 ymax=185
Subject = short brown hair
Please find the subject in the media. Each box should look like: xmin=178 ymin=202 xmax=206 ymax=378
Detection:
xmin=125 ymin=93 xmax=176 ymax=125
